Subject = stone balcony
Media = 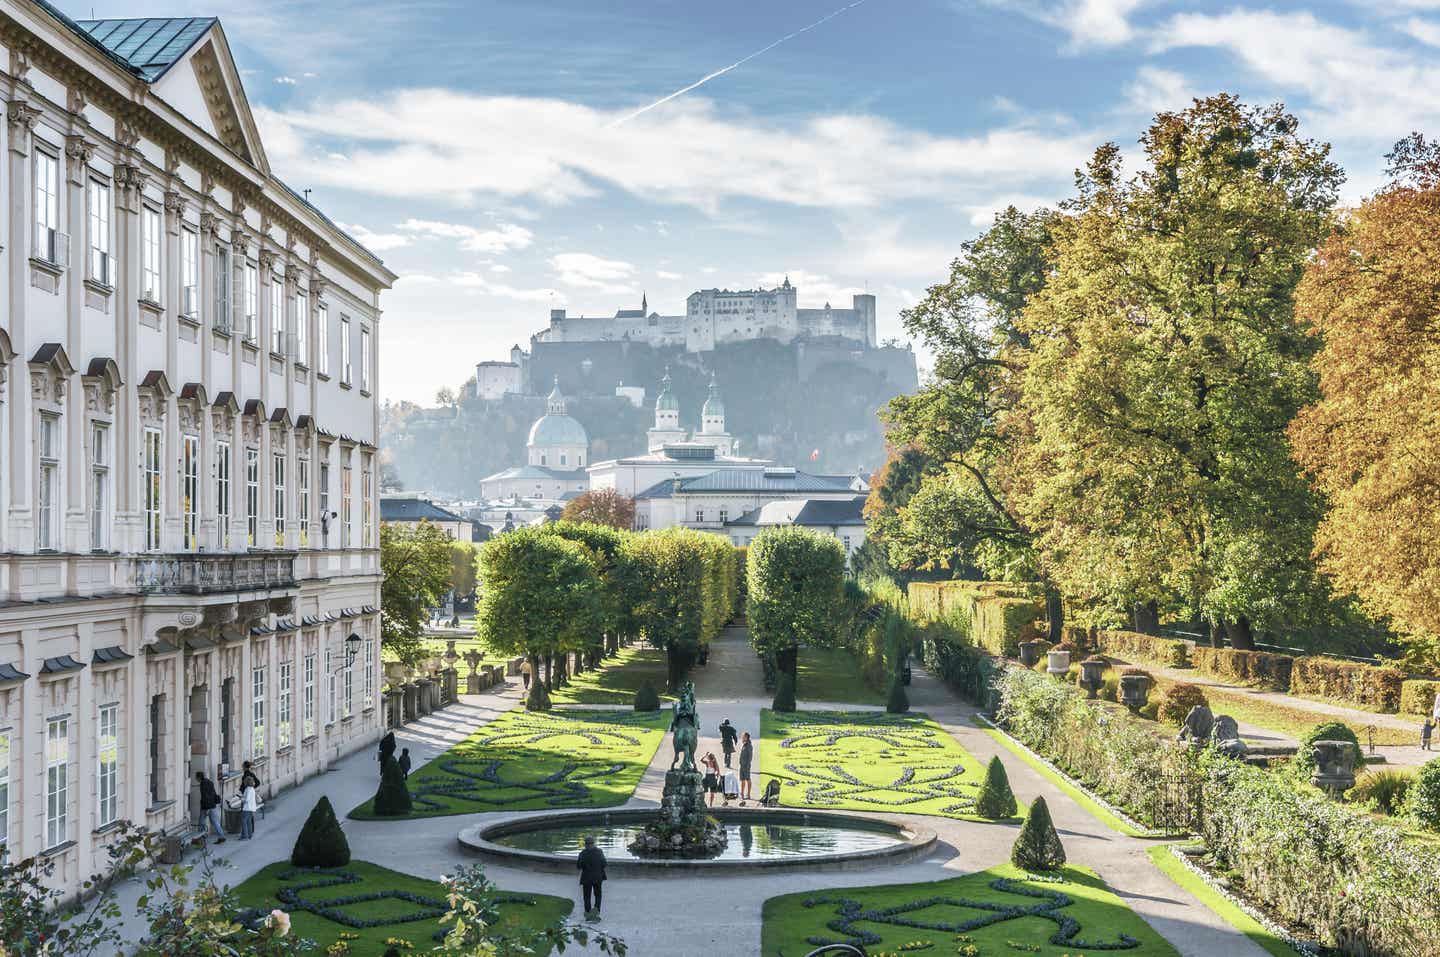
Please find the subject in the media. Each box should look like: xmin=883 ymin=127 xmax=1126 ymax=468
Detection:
xmin=131 ymin=550 xmax=298 ymax=595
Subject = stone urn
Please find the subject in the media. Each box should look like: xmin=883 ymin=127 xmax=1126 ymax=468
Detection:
xmin=445 ymin=638 xmax=458 ymax=659
xmin=1046 ymin=648 xmax=1071 ymax=678
xmin=1078 ymin=656 xmax=1108 ymax=699
xmin=1118 ymin=673 xmax=1152 ymax=711
xmin=384 ymin=661 xmax=409 ymax=685
xmin=1019 ymin=639 xmax=1047 ymax=668
xmin=463 ymin=650 xmax=483 ymax=694
xmin=1311 ymin=740 xmax=1357 ymax=799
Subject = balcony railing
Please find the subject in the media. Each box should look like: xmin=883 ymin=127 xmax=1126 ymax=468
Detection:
xmin=132 ymin=551 xmax=298 ymax=595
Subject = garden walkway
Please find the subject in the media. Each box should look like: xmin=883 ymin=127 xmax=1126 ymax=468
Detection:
xmin=103 ymin=630 xmax=1268 ymax=956
xmin=1105 ymin=655 xmax=1429 ymax=766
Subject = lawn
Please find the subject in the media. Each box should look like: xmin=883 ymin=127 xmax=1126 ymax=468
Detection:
xmin=762 ymin=863 xmax=1181 ymax=957
xmin=548 ymin=645 xmax=675 ymax=706
xmin=231 ymin=860 xmax=572 ymax=957
xmin=760 ymin=710 xmax=1020 ymax=822
xmin=796 ymin=645 xmax=886 ymax=705
xmin=349 ymin=708 xmax=668 ymax=819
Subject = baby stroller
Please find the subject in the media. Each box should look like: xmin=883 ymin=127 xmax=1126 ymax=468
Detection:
xmin=722 ymin=770 xmax=740 ymax=806
xmin=759 ymin=778 xmax=782 ymax=808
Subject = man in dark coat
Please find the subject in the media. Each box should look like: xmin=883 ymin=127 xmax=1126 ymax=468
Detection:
xmin=398 ymin=747 xmax=412 ymax=779
xmin=719 ymin=718 xmax=738 ymax=768
xmin=196 ymin=771 xmax=225 ymax=844
xmin=576 ymin=835 xmax=607 ymax=920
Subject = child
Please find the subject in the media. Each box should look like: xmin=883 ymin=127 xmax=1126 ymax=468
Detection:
xmin=240 ymin=780 xmax=258 ymax=840
xmin=1424 ymin=717 xmax=1434 ymax=752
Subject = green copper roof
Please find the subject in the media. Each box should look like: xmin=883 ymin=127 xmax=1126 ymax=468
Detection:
xmin=702 ymin=374 xmax=724 ymax=417
xmin=75 ymin=17 xmax=217 ymax=82
xmin=655 ymin=372 xmax=678 ymax=412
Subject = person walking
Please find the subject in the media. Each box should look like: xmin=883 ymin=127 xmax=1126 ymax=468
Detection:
xmin=1424 ymin=717 xmax=1434 ymax=752
xmin=739 ymin=731 xmax=754 ymax=803
xmin=719 ymin=718 xmax=738 ymax=768
xmin=577 ymin=836 xmax=607 ymax=921
xmin=522 ymin=659 xmax=533 ymax=691
xmin=239 ymin=779 xmax=258 ymax=840
xmin=196 ymin=771 xmax=225 ymax=845
xmin=399 ymin=747 xmax=412 ymax=779
xmin=701 ymin=752 xmax=722 ymax=808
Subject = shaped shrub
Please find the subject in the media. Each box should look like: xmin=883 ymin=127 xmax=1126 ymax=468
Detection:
xmin=772 ymin=671 xmax=797 ymax=712
xmin=974 ymin=756 xmax=1018 ymax=820
xmin=1292 ymin=720 xmax=1361 ymax=778
xmin=633 ymin=679 xmax=660 ymax=712
xmin=1291 ymin=656 xmax=1405 ymax=712
xmin=373 ymin=731 xmax=413 ymax=817
xmin=1158 ymin=683 xmax=1208 ymax=724
xmin=1011 ymin=795 xmax=1065 ymax=871
xmin=291 ymin=796 xmax=351 ymax=867
xmin=1097 ymin=630 xmax=1189 ymax=668
xmin=1190 ymin=646 xmax=1292 ymax=691
xmin=1407 ymin=759 xmax=1440 ymax=831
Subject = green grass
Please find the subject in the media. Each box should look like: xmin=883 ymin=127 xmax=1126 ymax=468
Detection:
xmin=1145 ymin=846 xmax=1297 ymax=957
xmin=230 ymin=860 xmax=571 ymax=957
xmin=762 ymin=862 xmax=1181 ymax=957
xmin=349 ymin=708 xmax=668 ymax=819
xmin=796 ymin=645 xmax=886 ymax=705
xmin=760 ymin=709 xmax=1019 ymax=822
xmin=976 ymin=719 xmax=1162 ymax=838
xmin=548 ymin=645 xmax=675 ymax=706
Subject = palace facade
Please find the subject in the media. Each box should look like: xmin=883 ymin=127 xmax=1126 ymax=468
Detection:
xmin=0 ymin=5 xmax=395 ymax=896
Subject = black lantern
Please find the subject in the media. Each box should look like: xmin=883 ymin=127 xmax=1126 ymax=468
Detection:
xmin=345 ymin=632 xmax=362 ymax=665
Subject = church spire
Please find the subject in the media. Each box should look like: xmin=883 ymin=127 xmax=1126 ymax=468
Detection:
xmin=642 ymin=291 xmax=648 ymax=315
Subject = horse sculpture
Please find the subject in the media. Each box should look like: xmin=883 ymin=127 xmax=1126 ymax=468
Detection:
xmin=670 ymin=681 xmax=699 ymax=772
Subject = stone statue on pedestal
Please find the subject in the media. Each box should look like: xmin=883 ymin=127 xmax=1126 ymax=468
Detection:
xmin=630 ymin=679 xmax=726 ymax=857
xmin=670 ymin=681 xmax=699 ymax=771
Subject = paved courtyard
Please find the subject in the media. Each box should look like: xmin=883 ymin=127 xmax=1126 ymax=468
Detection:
xmin=106 ymin=628 xmax=1267 ymax=956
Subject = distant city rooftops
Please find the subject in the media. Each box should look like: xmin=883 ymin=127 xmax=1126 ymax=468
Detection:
xmin=635 ymin=468 xmax=857 ymax=500
xmin=726 ymin=495 xmax=867 ymax=528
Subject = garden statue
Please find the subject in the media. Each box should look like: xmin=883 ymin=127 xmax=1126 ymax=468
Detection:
xmin=1211 ymin=715 xmax=1247 ymax=759
xmin=1177 ymin=704 xmax=1214 ymax=746
xmin=670 ymin=681 xmax=699 ymax=772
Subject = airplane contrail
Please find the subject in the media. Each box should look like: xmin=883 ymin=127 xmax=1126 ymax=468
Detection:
xmin=607 ymin=0 xmax=870 ymax=128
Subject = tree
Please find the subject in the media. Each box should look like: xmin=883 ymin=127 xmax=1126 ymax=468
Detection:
xmin=449 ymin=540 xmax=478 ymax=607
xmin=1290 ymin=134 xmax=1440 ymax=663
xmin=1011 ymin=795 xmax=1065 ymax=871
xmin=381 ymin=520 xmax=454 ymax=664
xmin=747 ymin=527 xmax=846 ymax=683
xmin=475 ymin=528 xmax=603 ymax=699
xmin=622 ymin=528 xmax=737 ymax=689
xmin=291 ymin=796 xmax=351 ymax=867
xmin=537 ymin=521 xmax=632 ymax=665
xmin=1005 ymin=96 xmax=1343 ymax=642
xmin=560 ymin=488 xmax=636 ymax=530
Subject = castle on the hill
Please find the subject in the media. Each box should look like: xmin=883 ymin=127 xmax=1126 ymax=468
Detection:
xmin=535 ymin=277 xmax=877 ymax=353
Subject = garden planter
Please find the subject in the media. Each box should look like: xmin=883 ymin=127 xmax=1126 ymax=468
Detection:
xmin=1311 ymin=740 xmax=1357 ymax=799
xmin=1019 ymin=639 xmax=1047 ymax=668
xmin=384 ymin=661 xmax=409 ymax=684
xmin=1046 ymin=649 xmax=1071 ymax=677
xmin=1078 ymin=657 xmax=1108 ymax=699
xmin=1119 ymin=673 xmax=1151 ymax=711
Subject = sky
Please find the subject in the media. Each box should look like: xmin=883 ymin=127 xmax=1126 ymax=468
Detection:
xmin=70 ymin=0 xmax=1440 ymax=403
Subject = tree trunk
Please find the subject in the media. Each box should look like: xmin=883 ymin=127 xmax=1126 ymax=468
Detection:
xmin=1131 ymin=601 xmax=1159 ymax=635
xmin=545 ymin=654 xmax=555 ymax=691
xmin=1225 ymin=616 xmax=1256 ymax=651
xmin=1044 ymin=587 xmax=1064 ymax=643
xmin=775 ymin=644 xmax=798 ymax=681
xmin=1208 ymin=621 xmax=1225 ymax=648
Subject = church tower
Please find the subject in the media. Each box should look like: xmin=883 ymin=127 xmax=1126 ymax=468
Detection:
xmin=646 ymin=370 xmax=687 ymax=451
xmin=696 ymin=373 xmax=737 ymax=455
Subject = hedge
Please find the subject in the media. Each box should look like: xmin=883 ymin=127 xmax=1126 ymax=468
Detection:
xmin=1402 ymin=680 xmax=1440 ymax=717
xmin=908 ymin=580 xmax=1034 ymax=623
xmin=1096 ymin=630 xmax=1189 ymax=669
xmin=1190 ymin=646 xmax=1293 ymax=691
xmin=1289 ymin=656 xmax=1406 ymax=713
xmin=973 ymin=596 xmax=1042 ymax=657
xmin=994 ymin=666 xmax=1440 ymax=955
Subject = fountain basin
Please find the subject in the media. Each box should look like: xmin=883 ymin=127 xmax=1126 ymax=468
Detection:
xmin=458 ymin=807 xmax=936 ymax=875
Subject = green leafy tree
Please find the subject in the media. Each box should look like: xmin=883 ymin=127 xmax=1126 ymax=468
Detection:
xmin=449 ymin=540 xmax=479 ymax=607
xmin=435 ymin=864 xmax=626 ymax=956
xmin=381 ymin=520 xmax=455 ymax=664
xmin=537 ymin=521 xmax=633 ymax=664
xmin=475 ymin=528 xmax=604 ymax=698
xmin=747 ymin=527 xmax=846 ymax=682
xmin=1006 ymin=96 xmax=1343 ymax=642
xmin=621 ymin=529 xmax=736 ymax=689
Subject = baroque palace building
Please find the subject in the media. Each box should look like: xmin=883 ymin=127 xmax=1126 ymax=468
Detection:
xmin=0 ymin=5 xmax=396 ymax=895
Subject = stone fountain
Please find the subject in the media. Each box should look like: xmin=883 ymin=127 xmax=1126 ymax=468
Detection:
xmin=627 ymin=680 xmax=726 ymax=857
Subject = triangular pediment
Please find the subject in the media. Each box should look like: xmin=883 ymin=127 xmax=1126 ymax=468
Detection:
xmin=152 ymin=24 xmax=269 ymax=175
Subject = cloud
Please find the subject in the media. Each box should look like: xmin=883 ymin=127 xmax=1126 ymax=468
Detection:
xmin=397 ymin=219 xmax=534 ymax=253
xmin=274 ymin=75 xmax=297 ymax=85
xmin=550 ymin=252 xmax=637 ymax=292
xmin=255 ymin=92 xmax=1098 ymax=213
xmin=656 ymin=270 xmax=682 ymax=280
xmin=490 ymin=264 xmax=511 ymax=273
xmin=1123 ymin=66 xmax=1195 ymax=115
xmin=981 ymin=0 xmax=1151 ymax=50
xmin=757 ymin=269 xmax=863 ymax=307
xmin=337 ymin=221 xmax=412 ymax=252
xmin=302 ymin=71 xmax=318 ymax=78
xmin=959 ymin=192 xmax=1062 ymax=226
xmin=1402 ymin=17 xmax=1440 ymax=47
xmin=400 ymin=270 xmax=560 ymax=302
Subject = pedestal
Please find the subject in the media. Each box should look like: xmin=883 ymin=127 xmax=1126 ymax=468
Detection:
xmin=628 ymin=767 xmax=727 ymax=857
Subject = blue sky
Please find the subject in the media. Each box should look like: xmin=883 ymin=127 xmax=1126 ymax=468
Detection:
xmin=72 ymin=0 xmax=1440 ymax=402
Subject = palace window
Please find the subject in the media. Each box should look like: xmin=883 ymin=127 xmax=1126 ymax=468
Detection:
xmin=90 ymin=423 xmax=109 ymax=551
xmin=273 ymin=453 xmax=286 ymax=546
xmin=34 ymin=149 xmax=61 ymax=264
xmin=694 ymin=508 xmax=704 ymax=524
xmin=303 ymin=652 xmax=317 ymax=739
xmin=141 ymin=206 xmax=161 ymax=302
xmin=278 ymin=660 xmax=293 ymax=749
xmin=361 ymin=454 xmax=373 ymax=548
xmin=97 ymin=704 xmax=118 ymax=828
xmin=251 ymin=665 xmax=266 ymax=756
xmin=214 ymin=244 xmax=231 ymax=332
xmin=37 ymin=413 xmax=59 ymax=550
xmin=217 ymin=441 xmax=231 ymax=547
xmin=219 ymin=679 xmax=233 ymax=768
xmin=88 ymin=179 xmax=111 ymax=285
xmin=360 ymin=325 xmax=371 ymax=391
xmin=326 ymin=651 xmax=337 ymax=725
xmin=0 ymin=730 xmax=10 ymax=849
xmin=270 ymin=273 xmax=285 ymax=355
xmin=363 ymin=636 xmax=375 ymax=710
xmin=244 ymin=262 xmax=258 ymax=342
xmin=149 ymin=694 xmax=168 ymax=804
xmin=180 ymin=229 xmax=198 ymax=317
xmin=246 ymin=449 xmax=259 ymax=545
xmin=343 ymin=652 xmax=354 ymax=719
xmin=143 ymin=427 xmax=162 ymax=551
xmin=298 ymin=458 xmax=311 ymax=547
xmin=340 ymin=316 xmax=352 ymax=384
xmin=45 ymin=717 xmax=68 ymax=849
xmin=341 ymin=453 xmax=353 ymax=548
xmin=183 ymin=436 xmax=199 ymax=550
xmin=296 ymin=288 xmax=309 ymax=366
xmin=317 ymin=304 xmax=330 ymax=375
xmin=319 ymin=461 xmax=331 ymax=534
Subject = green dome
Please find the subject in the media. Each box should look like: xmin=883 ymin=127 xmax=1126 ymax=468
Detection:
xmin=655 ymin=372 xmax=679 ymax=412
xmin=528 ymin=413 xmax=588 ymax=447
xmin=702 ymin=374 xmax=724 ymax=417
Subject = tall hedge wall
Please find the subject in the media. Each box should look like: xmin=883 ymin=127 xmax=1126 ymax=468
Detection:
xmin=1096 ymin=630 xmax=1190 ymax=668
xmin=1403 ymin=680 xmax=1440 ymax=717
xmin=1290 ymin=656 xmax=1406 ymax=713
xmin=908 ymin=581 xmax=1041 ymax=658
xmin=1190 ymin=646 xmax=1293 ymax=691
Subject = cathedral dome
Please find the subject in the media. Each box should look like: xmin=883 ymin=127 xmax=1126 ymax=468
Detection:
xmin=702 ymin=373 xmax=724 ymax=417
xmin=528 ymin=413 xmax=588 ymax=447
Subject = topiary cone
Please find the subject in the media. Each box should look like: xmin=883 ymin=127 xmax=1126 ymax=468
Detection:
xmin=1011 ymin=795 xmax=1065 ymax=871
xmin=633 ymin=679 xmax=660 ymax=712
xmin=974 ymin=755 xmax=1018 ymax=819
xmin=291 ymin=795 xmax=351 ymax=867
xmin=373 ymin=752 xmax=413 ymax=817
